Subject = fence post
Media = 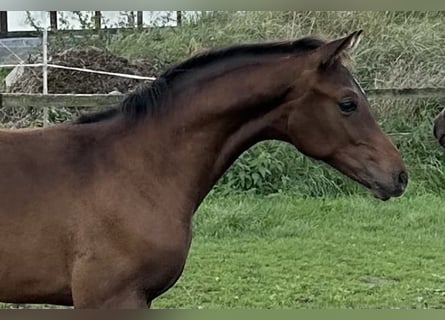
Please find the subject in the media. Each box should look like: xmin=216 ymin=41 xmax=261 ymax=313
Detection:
xmin=137 ymin=11 xmax=143 ymax=29
xmin=42 ymin=11 xmax=49 ymax=127
xmin=176 ymin=11 xmax=182 ymax=26
xmin=49 ymin=11 xmax=57 ymax=31
xmin=0 ymin=11 xmax=7 ymax=37
xmin=94 ymin=11 xmax=101 ymax=31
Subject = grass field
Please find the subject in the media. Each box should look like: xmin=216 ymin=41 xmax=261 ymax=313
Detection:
xmin=148 ymin=194 xmax=445 ymax=309
xmin=1 ymin=193 xmax=444 ymax=309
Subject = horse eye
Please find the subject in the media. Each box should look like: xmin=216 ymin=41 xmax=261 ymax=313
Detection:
xmin=338 ymin=100 xmax=357 ymax=114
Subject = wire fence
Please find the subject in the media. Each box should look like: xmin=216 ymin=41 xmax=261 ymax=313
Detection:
xmin=0 ymin=63 xmax=156 ymax=80
xmin=0 ymin=12 xmax=158 ymax=129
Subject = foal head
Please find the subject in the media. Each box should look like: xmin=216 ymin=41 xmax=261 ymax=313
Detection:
xmin=274 ymin=31 xmax=407 ymax=200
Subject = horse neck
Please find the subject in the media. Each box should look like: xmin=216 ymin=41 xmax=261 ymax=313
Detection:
xmin=128 ymin=56 xmax=302 ymax=212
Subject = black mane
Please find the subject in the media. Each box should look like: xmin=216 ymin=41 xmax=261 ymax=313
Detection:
xmin=75 ymin=37 xmax=326 ymax=124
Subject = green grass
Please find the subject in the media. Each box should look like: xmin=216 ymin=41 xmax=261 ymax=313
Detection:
xmin=109 ymin=11 xmax=445 ymax=90
xmin=1 ymin=193 xmax=444 ymax=309
xmin=150 ymin=194 xmax=445 ymax=309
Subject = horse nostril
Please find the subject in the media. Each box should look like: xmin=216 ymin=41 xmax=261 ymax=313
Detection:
xmin=398 ymin=171 xmax=408 ymax=188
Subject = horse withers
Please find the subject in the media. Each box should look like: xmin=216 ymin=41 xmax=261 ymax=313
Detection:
xmin=0 ymin=30 xmax=407 ymax=308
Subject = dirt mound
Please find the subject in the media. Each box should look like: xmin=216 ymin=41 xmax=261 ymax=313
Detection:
xmin=8 ymin=47 xmax=157 ymax=94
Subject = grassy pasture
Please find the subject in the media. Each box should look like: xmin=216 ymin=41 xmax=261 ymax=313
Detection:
xmin=151 ymin=194 xmax=445 ymax=309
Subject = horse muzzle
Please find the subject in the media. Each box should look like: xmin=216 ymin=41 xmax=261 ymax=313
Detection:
xmin=364 ymin=169 xmax=408 ymax=201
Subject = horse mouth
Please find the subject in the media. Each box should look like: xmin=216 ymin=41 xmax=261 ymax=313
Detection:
xmin=353 ymin=176 xmax=404 ymax=201
xmin=369 ymin=187 xmax=392 ymax=201
xmin=327 ymin=158 xmax=407 ymax=201
xmin=367 ymin=180 xmax=406 ymax=201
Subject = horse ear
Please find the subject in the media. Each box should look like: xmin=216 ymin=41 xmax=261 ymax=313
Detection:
xmin=314 ymin=30 xmax=363 ymax=68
